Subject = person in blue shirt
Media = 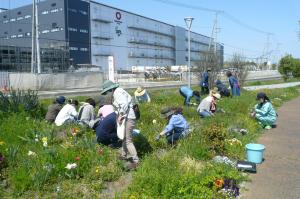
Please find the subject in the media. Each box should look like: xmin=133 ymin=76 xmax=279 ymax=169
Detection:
xmin=156 ymin=107 xmax=190 ymax=145
xmin=215 ymin=79 xmax=230 ymax=97
xmin=200 ymin=68 xmax=211 ymax=95
xmin=251 ymin=92 xmax=277 ymax=129
xmin=226 ymin=71 xmax=240 ymax=96
xmin=179 ymin=86 xmax=200 ymax=106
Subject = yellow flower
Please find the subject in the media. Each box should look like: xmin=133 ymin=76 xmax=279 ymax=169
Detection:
xmin=95 ymin=166 xmax=101 ymax=173
xmin=42 ymin=137 xmax=48 ymax=142
xmin=0 ymin=141 xmax=5 ymax=146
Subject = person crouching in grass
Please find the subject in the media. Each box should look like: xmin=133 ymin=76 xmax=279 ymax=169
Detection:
xmin=251 ymin=92 xmax=277 ymax=129
xmin=179 ymin=86 xmax=201 ymax=106
xmin=197 ymin=90 xmax=221 ymax=118
xmin=156 ymin=107 xmax=190 ymax=145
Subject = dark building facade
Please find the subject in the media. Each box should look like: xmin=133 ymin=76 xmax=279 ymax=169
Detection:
xmin=0 ymin=0 xmax=90 ymax=71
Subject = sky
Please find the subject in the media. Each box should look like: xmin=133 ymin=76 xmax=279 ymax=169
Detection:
xmin=1 ymin=0 xmax=299 ymax=63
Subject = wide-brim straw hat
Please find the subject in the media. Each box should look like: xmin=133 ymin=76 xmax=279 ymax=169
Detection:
xmin=160 ymin=107 xmax=175 ymax=118
xmin=212 ymin=93 xmax=221 ymax=100
xmin=100 ymin=80 xmax=119 ymax=95
xmin=134 ymin=86 xmax=146 ymax=97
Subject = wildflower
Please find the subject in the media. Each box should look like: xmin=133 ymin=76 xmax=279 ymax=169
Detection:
xmin=56 ymin=186 xmax=61 ymax=192
xmin=28 ymin=150 xmax=36 ymax=156
xmin=75 ymin=156 xmax=80 ymax=161
xmin=71 ymin=128 xmax=80 ymax=136
xmin=214 ymin=179 xmax=224 ymax=188
xmin=152 ymin=119 xmax=157 ymax=124
xmin=65 ymin=163 xmax=77 ymax=170
xmin=42 ymin=137 xmax=48 ymax=147
xmin=98 ymin=148 xmax=104 ymax=155
xmin=0 ymin=140 xmax=5 ymax=146
xmin=95 ymin=166 xmax=101 ymax=173
xmin=35 ymin=134 xmax=39 ymax=142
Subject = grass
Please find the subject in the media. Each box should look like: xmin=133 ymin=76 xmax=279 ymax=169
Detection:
xmin=244 ymin=77 xmax=300 ymax=86
xmin=0 ymin=86 xmax=299 ymax=198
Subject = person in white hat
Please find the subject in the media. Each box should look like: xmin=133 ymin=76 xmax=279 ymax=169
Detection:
xmin=134 ymin=86 xmax=151 ymax=103
xmin=100 ymin=80 xmax=139 ymax=170
xmin=197 ymin=90 xmax=221 ymax=118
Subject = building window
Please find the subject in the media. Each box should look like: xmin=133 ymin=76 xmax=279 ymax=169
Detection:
xmin=70 ymin=47 xmax=78 ymax=51
xmin=24 ymin=15 xmax=31 ymax=19
xmin=42 ymin=30 xmax=50 ymax=34
xmin=50 ymin=9 xmax=59 ymax=13
xmin=80 ymin=48 xmax=88 ymax=51
xmin=69 ymin=8 xmax=77 ymax=13
xmin=4 ymin=31 xmax=8 ymax=35
xmin=18 ymin=29 xmax=22 ymax=32
xmin=79 ymin=10 xmax=87 ymax=15
xmin=51 ymin=3 xmax=56 ymax=7
xmin=68 ymin=27 xmax=77 ymax=32
xmin=10 ymin=18 xmax=16 ymax=22
xmin=51 ymin=28 xmax=60 ymax=32
xmin=52 ymin=23 xmax=58 ymax=28
xmin=17 ymin=17 xmax=23 ymax=20
xmin=80 ymin=29 xmax=88 ymax=33
xmin=17 ymin=34 xmax=23 ymax=38
xmin=17 ymin=11 xmax=22 ymax=15
xmin=3 ymin=15 xmax=7 ymax=19
xmin=42 ymin=10 xmax=49 ymax=15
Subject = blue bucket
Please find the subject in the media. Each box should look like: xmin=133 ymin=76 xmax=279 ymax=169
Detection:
xmin=246 ymin=143 xmax=265 ymax=164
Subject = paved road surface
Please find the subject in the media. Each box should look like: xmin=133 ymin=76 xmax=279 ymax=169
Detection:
xmin=242 ymin=97 xmax=300 ymax=199
xmin=243 ymin=82 xmax=300 ymax=91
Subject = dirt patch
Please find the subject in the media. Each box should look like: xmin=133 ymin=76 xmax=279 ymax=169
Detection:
xmin=100 ymin=173 xmax=133 ymax=199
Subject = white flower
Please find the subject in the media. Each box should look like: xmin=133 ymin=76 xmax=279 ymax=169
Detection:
xmin=152 ymin=119 xmax=157 ymax=124
xmin=65 ymin=163 xmax=77 ymax=170
xmin=43 ymin=142 xmax=48 ymax=147
xmin=35 ymin=138 xmax=39 ymax=142
xmin=28 ymin=150 xmax=36 ymax=156
xmin=56 ymin=186 xmax=61 ymax=192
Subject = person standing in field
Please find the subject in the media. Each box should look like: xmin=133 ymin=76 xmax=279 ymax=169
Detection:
xmin=226 ymin=71 xmax=240 ymax=96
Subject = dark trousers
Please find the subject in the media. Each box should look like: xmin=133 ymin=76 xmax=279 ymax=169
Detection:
xmin=201 ymin=86 xmax=209 ymax=95
xmin=166 ymin=127 xmax=186 ymax=145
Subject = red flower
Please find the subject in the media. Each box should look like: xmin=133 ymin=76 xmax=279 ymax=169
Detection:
xmin=214 ymin=179 xmax=224 ymax=188
xmin=98 ymin=148 xmax=104 ymax=155
xmin=75 ymin=156 xmax=80 ymax=161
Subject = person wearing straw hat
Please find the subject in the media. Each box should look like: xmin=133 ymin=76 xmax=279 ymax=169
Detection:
xmin=155 ymin=107 xmax=190 ymax=145
xmin=251 ymin=92 xmax=277 ymax=129
xmin=197 ymin=90 xmax=221 ymax=118
xmin=100 ymin=80 xmax=139 ymax=169
xmin=200 ymin=68 xmax=211 ymax=95
xmin=134 ymin=86 xmax=151 ymax=103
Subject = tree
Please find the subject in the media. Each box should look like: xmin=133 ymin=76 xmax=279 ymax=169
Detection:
xmin=278 ymin=54 xmax=300 ymax=81
xmin=228 ymin=53 xmax=249 ymax=86
xmin=194 ymin=48 xmax=223 ymax=89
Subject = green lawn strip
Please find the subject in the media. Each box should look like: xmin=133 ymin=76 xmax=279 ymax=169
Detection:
xmin=0 ymin=86 xmax=299 ymax=198
xmin=244 ymin=77 xmax=300 ymax=86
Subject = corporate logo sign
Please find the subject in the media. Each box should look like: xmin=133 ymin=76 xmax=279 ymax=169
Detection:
xmin=114 ymin=11 xmax=122 ymax=37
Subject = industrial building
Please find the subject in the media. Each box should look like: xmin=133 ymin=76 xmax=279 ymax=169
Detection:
xmin=0 ymin=0 xmax=223 ymax=72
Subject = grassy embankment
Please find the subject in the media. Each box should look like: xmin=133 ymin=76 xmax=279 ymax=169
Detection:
xmin=0 ymin=86 xmax=299 ymax=198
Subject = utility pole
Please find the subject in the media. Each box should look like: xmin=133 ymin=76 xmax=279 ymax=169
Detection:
xmin=184 ymin=17 xmax=194 ymax=88
xmin=31 ymin=0 xmax=36 ymax=73
xmin=31 ymin=0 xmax=41 ymax=74
xmin=36 ymin=0 xmax=41 ymax=73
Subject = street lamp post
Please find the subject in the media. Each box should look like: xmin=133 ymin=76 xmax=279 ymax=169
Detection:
xmin=184 ymin=17 xmax=194 ymax=88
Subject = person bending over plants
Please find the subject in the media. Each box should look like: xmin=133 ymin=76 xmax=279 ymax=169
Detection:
xmin=45 ymin=95 xmax=66 ymax=123
xmin=179 ymin=86 xmax=201 ymax=106
xmin=156 ymin=107 xmax=190 ymax=145
xmin=77 ymin=98 xmax=96 ymax=127
xmin=134 ymin=86 xmax=151 ymax=103
xmin=197 ymin=90 xmax=222 ymax=118
xmin=55 ymin=99 xmax=79 ymax=126
xmin=251 ymin=92 xmax=277 ymax=129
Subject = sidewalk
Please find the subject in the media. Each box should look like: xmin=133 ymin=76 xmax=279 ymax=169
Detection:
xmin=242 ymin=97 xmax=300 ymax=199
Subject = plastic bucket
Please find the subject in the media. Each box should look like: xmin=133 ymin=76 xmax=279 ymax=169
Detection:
xmin=246 ymin=143 xmax=265 ymax=164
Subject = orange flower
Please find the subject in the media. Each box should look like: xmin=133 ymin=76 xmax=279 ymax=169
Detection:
xmin=71 ymin=128 xmax=80 ymax=136
xmin=214 ymin=179 xmax=224 ymax=188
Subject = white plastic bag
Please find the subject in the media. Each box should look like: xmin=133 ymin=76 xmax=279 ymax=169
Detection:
xmin=117 ymin=119 xmax=126 ymax=140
